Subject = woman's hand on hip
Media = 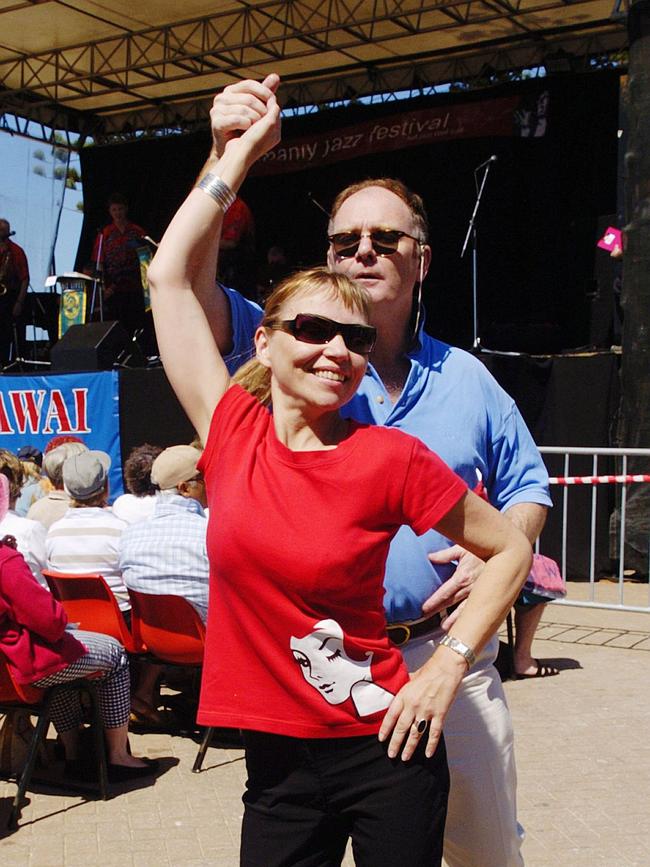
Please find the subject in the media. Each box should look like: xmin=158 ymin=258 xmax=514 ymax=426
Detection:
xmin=378 ymin=653 xmax=466 ymax=761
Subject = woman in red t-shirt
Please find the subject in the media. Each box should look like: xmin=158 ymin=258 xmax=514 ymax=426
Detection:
xmin=148 ymin=78 xmax=532 ymax=867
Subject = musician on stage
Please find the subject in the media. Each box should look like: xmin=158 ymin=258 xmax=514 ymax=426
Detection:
xmin=92 ymin=193 xmax=151 ymax=340
xmin=0 ymin=218 xmax=30 ymax=363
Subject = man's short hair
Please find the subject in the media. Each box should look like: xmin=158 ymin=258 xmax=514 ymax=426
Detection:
xmin=107 ymin=192 xmax=128 ymax=208
xmin=329 ymin=178 xmax=429 ymax=243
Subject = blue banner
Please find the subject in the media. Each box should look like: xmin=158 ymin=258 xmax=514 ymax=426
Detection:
xmin=0 ymin=371 xmax=123 ymax=500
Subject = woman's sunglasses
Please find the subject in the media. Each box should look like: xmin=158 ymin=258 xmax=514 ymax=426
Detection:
xmin=265 ymin=313 xmax=377 ymax=355
xmin=328 ymin=228 xmax=422 ymax=258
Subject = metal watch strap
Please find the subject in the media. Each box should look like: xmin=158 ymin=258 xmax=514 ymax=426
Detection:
xmin=439 ymin=634 xmax=477 ymax=669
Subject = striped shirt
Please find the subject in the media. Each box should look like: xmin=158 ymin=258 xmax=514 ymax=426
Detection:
xmin=46 ymin=507 xmax=129 ymax=610
xmin=118 ymin=493 xmax=209 ymax=622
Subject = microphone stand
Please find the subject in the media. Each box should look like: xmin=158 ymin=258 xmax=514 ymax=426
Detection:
xmin=461 ymin=157 xmax=497 ymax=350
xmin=90 ymin=229 xmax=104 ymax=322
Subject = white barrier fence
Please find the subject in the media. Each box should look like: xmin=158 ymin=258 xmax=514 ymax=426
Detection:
xmin=537 ymin=447 xmax=650 ymax=613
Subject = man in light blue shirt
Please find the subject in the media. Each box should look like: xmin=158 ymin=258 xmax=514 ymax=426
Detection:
xmin=119 ymin=445 xmax=209 ymax=622
xmin=212 ymin=189 xmax=550 ymax=867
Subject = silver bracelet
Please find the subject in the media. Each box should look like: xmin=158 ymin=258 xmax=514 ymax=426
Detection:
xmin=196 ymin=172 xmax=236 ymax=212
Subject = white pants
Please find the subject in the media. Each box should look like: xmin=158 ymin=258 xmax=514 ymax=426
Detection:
xmin=403 ymin=632 xmax=524 ymax=867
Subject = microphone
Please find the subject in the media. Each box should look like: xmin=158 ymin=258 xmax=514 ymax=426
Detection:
xmin=475 ymin=155 xmax=498 ymax=171
xmin=7 ymin=230 xmax=16 ymax=237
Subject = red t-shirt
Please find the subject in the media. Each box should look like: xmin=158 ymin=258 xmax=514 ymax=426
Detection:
xmin=197 ymin=385 xmax=466 ymax=738
xmin=92 ymin=221 xmax=146 ymax=294
xmin=0 ymin=241 xmax=29 ymax=299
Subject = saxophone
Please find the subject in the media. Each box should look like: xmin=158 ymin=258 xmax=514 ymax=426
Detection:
xmin=0 ymin=248 xmax=10 ymax=297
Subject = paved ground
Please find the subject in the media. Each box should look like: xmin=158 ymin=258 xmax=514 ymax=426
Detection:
xmin=2 ymin=582 xmax=649 ymax=866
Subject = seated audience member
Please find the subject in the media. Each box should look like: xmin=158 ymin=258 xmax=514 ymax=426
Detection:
xmin=15 ymin=445 xmax=47 ymax=516
xmin=112 ymin=443 xmax=162 ymax=524
xmin=119 ymin=445 xmax=209 ymax=622
xmin=0 ymin=476 xmax=157 ymax=783
xmin=0 ymin=449 xmax=47 ymax=586
xmin=46 ymin=451 xmax=129 ymax=612
xmin=27 ymin=442 xmax=89 ymax=529
xmin=119 ymin=445 xmax=207 ymax=726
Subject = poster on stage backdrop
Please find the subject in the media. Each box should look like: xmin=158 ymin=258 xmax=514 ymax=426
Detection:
xmin=0 ymin=371 xmax=123 ymax=501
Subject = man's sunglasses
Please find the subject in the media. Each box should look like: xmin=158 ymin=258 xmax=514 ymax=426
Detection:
xmin=328 ymin=228 xmax=422 ymax=258
xmin=265 ymin=313 xmax=377 ymax=355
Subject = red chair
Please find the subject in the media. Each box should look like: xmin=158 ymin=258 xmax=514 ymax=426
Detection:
xmin=42 ymin=570 xmax=137 ymax=653
xmin=0 ymin=655 xmax=108 ymax=829
xmin=128 ymin=591 xmax=214 ymax=772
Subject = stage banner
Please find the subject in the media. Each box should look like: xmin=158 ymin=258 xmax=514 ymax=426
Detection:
xmin=136 ymin=245 xmax=152 ymax=311
xmin=0 ymin=371 xmax=124 ymax=501
xmin=251 ymin=90 xmax=549 ymax=176
xmin=58 ymin=285 xmax=87 ymax=337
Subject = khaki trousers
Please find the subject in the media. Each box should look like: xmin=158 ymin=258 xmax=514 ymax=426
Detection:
xmin=403 ymin=632 xmax=525 ymax=867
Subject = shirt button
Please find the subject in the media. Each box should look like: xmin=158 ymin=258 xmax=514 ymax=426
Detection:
xmin=376 ymin=395 xmax=385 ymax=404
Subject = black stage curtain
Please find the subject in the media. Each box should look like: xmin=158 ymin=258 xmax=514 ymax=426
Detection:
xmin=79 ymin=71 xmax=620 ymax=353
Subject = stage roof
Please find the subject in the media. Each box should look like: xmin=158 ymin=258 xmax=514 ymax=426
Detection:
xmin=0 ymin=0 xmax=627 ymax=142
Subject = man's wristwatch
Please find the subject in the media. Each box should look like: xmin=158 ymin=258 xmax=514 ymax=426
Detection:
xmin=439 ymin=634 xmax=477 ymax=669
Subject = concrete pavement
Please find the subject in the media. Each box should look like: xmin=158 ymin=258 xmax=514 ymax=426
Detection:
xmin=2 ymin=585 xmax=649 ymax=866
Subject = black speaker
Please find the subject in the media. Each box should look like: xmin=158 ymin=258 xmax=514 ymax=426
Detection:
xmin=50 ymin=321 xmax=140 ymax=371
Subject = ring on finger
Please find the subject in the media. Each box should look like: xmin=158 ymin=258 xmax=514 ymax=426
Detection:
xmin=413 ymin=719 xmax=428 ymax=735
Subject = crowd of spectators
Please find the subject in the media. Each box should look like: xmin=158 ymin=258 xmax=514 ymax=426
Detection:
xmin=0 ymin=433 xmax=211 ymax=761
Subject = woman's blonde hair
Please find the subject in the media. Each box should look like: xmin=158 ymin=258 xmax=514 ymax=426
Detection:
xmin=20 ymin=460 xmax=41 ymax=483
xmin=0 ymin=449 xmax=25 ymax=504
xmin=232 ymin=267 xmax=371 ymax=406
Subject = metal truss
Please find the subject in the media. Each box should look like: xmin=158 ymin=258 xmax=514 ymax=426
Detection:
xmin=90 ymin=32 xmax=626 ymax=145
xmin=0 ymin=0 xmax=627 ymax=143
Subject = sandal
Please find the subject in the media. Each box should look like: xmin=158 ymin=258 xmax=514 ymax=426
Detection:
xmin=514 ymin=659 xmax=559 ymax=679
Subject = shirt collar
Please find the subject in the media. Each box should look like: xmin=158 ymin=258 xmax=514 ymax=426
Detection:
xmin=154 ymin=492 xmax=205 ymax=517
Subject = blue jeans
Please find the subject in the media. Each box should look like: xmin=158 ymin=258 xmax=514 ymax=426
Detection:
xmin=240 ymin=730 xmax=449 ymax=867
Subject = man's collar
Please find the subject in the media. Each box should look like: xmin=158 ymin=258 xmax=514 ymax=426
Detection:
xmin=156 ymin=492 xmax=205 ymax=516
xmin=406 ymin=304 xmax=427 ymax=357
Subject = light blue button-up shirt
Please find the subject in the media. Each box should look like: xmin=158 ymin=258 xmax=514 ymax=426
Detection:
xmin=119 ymin=493 xmax=209 ymax=622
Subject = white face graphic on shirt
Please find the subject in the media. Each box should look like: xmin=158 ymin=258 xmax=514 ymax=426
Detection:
xmin=290 ymin=619 xmax=372 ymax=706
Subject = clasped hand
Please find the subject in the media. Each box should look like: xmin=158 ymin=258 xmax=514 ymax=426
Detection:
xmin=210 ymin=74 xmax=282 ymax=165
xmin=422 ymin=545 xmax=486 ymax=629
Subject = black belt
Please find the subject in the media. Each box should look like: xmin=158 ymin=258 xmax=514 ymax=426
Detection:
xmin=387 ymin=611 xmax=443 ymax=647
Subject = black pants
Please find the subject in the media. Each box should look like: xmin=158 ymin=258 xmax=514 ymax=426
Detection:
xmin=0 ymin=300 xmax=23 ymax=363
xmin=241 ymin=731 xmax=449 ymax=867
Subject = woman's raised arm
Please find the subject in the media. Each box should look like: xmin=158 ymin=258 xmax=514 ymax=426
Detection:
xmin=148 ymin=76 xmax=281 ymax=445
